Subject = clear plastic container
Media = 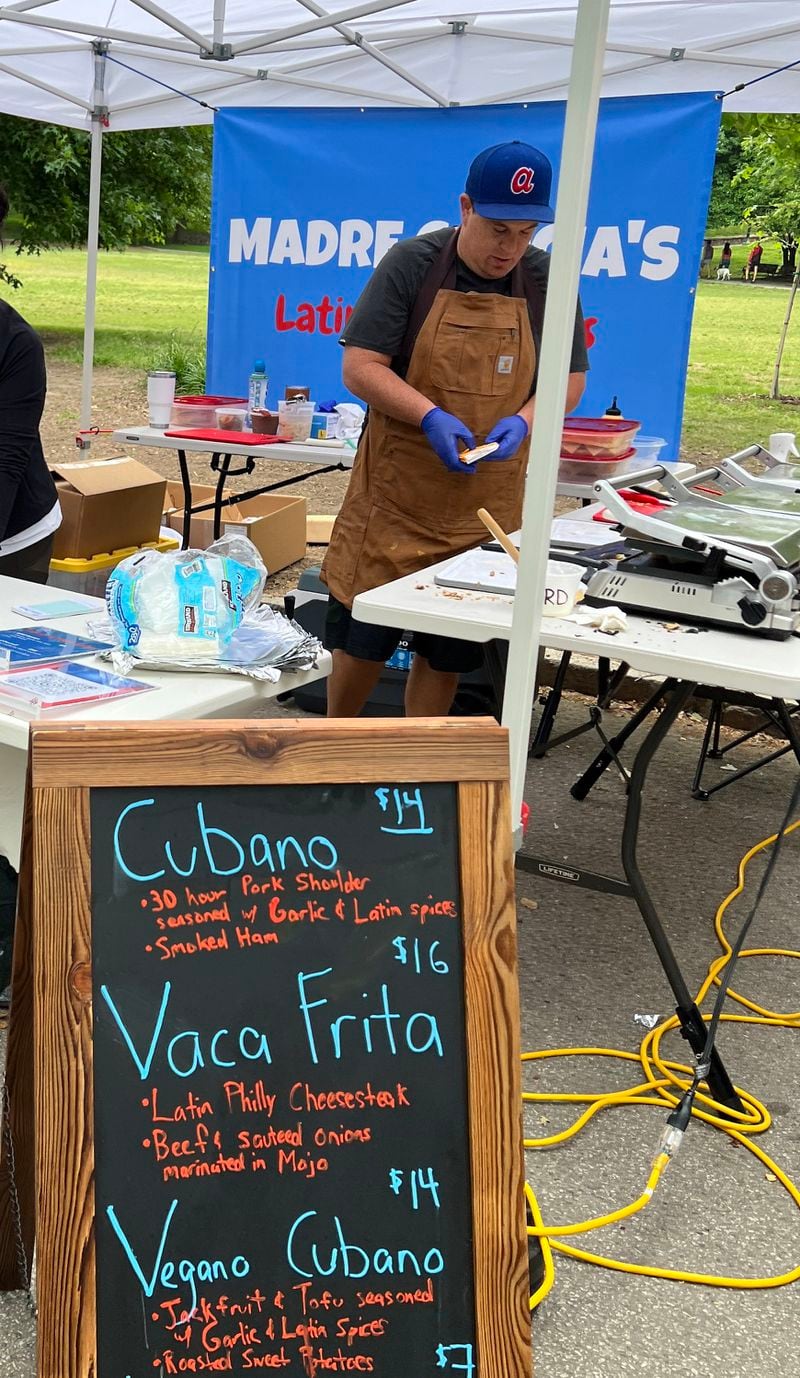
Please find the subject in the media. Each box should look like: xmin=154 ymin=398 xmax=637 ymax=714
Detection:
xmin=542 ymin=560 xmax=584 ymax=617
xmin=632 ymin=435 xmax=667 ymax=464
xmin=278 ymin=399 xmax=315 ymax=442
xmin=561 ymin=417 xmax=640 ymax=457
xmin=214 ymin=406 xmax=251 ymax=432
xmin=171 ymin=396 xmax=246 ymax=427
xmin=558 ymin=449 xmax=636 ymax=482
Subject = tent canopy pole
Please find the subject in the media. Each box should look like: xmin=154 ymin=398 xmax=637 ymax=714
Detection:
xmin=79 ymin=42 xmax=106 ymax=434
xmin=500 ymin=0 xmax=612 ymax=844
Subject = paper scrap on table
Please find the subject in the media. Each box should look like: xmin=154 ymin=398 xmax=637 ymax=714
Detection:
xmin=566 ymin=604 xmax=629 ymax=634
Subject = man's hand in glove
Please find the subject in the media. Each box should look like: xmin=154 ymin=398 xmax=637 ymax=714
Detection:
xmin=420 ymin=407 xmax=476 ymax=474
xmin=483 ymin=414 xmax=530 ymax=460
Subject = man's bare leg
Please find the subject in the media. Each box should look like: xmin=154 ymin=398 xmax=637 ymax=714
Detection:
xmin=404 ymin=655 xmax=459 ymax=716
xmin=326 ymin=650 xmax=385 ymax=717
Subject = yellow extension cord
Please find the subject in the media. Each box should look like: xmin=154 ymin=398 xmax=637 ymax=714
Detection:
xmin=523 ymin=817 xmax=800 ymax=1309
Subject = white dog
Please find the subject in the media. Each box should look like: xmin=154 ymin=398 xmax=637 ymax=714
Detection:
xmin=717 ymin=265 xmax=731 ymax=281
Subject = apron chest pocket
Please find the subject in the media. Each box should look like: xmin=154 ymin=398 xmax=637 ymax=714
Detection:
xmin=430 ymin=323 xmax=520 ymax=397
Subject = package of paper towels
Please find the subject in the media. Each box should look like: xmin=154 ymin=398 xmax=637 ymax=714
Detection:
xmin=106 ymin=534 xmax=265 ymax=660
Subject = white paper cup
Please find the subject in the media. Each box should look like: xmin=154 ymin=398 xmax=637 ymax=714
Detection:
xmin=542 ymin=560 xmax=584 ymax=617
xmin=147 ymin=370 xmax=177 ymax=428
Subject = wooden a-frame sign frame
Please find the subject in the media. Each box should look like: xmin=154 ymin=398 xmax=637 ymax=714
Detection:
xmin=0 ymin=717 xmax=531 ymax=1378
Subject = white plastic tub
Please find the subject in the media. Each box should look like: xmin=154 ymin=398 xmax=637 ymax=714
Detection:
xmin=542 ymin=560 xmax=584 ymax=616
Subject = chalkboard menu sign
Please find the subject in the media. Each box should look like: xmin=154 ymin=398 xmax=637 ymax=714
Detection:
xmin=7 ymin=720 xmax=529 ymax=1378
xmin=92 ymin=780 xmax=475 ymax=1376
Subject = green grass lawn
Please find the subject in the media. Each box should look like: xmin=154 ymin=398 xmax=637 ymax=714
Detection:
xmin=0 ymin=245 xmax=209 ymax=367
xmin=1 ymin=244 xmax=798 ymax=458
xmin=685 ymin=279 xmax=800 ymax=457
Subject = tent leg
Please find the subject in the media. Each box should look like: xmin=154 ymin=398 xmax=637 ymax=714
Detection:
xmin=501 ymin=0 xmax=611 ymax=834
xmin=79 ymin=116 xmax=103 ymax=433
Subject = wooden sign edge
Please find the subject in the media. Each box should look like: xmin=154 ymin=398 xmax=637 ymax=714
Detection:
xmin=29 ymin=731 xmax=531 ymax=1378
xmin=459 ymin=780 xmax=531 ymax=1378
xmin=29 ymin=718 xmax=509 ymax=786
xmin=32 ymin=786 xmax=96 ymax=1378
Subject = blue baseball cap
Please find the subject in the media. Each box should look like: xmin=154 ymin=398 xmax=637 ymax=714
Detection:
xmin=465 ymin=140 xmax=555 ymax=223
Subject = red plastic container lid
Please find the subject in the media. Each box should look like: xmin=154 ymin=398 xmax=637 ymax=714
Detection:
xmin=175 ymin=394 xmax=248 ymax=406
xmin=562 ymin=417 xmax=641 ymax=434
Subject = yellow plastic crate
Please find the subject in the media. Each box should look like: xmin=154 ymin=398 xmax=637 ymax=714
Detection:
xmin=49 ymin=535 xmax=179 ymax=598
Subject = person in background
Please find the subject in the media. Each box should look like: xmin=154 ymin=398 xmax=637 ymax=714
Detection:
xmin=720 ymin=241 xmax=732 ymax=272
xmin=745 ymin=239 xmax=764 ymax=282
xmin=0 ymin=184 xmax=61 ymax=583
xmin=321 ymin=140 xmax=588 ymax=718
xmin=700 ymin=239 xmax=714 ymax=278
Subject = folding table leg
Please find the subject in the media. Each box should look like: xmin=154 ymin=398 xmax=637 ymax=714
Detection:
xmin=570 ymin=679 xmax=672 ymax=801
xmin=621 ymin=681 xmax=744 ymax=1115
xmin=520 ymin=677 xmax=745 ymax=1118
xmin=178 ymin=448 xmax=193 ymax=551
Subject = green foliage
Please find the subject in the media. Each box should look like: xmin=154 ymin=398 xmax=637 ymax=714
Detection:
xmin=148 ymin=330 xmax=207 ymax=394
xmin=709 ymin=114 xmax=800 ymax=273
xmin=0 ymin=117 xmax=212 ymax=259
xmin=707 ymin=118 xmax=750 ymax=232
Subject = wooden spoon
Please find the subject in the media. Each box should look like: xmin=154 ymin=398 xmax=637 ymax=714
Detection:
xmin=477 ymin=508 xmax=519 ymax=564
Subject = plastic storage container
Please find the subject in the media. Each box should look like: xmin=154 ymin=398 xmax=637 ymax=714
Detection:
xmin=250 ymin=409 xmax=279 ymax=435
xmin=542 ymin=560 xmax=585 ymax=617
xmin=170 ymin=395 xmax=247 ymax=427
xmin=561 ymin=417 xmax=640 ymax=457
xmin=632 ymin=435 xmax=667 ymax=464
xmin=49 ymin=535 xmax=179 ymax=599
xmin=214 ymin=406 xmax=251 ymax=432
xmin=558 ymin=448 xmax=636 ymax=482
xmin=278 ymin=399 xmax=315 ymax=442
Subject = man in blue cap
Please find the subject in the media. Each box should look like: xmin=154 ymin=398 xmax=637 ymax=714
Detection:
xmin=322 ymin=140 xmax=588 ymax=716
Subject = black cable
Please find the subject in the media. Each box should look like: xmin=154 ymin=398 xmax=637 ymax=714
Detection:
xmin=105 ymin=54 xmax=219 ymax=113
xmin=695 ymin=770 xmax=800 ymax=1091
xmin=722 ymin=56 xmax=800 ymax=99
xmin=662 ymin=770 xmax=800 ymax=1141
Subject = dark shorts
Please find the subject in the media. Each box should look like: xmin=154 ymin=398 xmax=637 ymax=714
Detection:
xmin=324 ymin=595 xmax=485 ymax=675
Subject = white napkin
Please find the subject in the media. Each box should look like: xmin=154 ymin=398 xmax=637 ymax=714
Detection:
xmin=567 ymin=603 xmax=629 ymax=634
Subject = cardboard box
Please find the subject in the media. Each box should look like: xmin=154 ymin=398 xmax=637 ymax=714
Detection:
xmin=52 ymin=457 xmax=167 ymax=560
xmin=164 ymin=483 xmax=307 ymax=575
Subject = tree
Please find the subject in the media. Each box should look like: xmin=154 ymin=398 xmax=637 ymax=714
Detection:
xmin=733 ymin=118 xmax=800 ymax=397
xmin=706 ymin=118 xmax=750 ymax=231
xmin=0 ymin=117 xmax=211 ymax=283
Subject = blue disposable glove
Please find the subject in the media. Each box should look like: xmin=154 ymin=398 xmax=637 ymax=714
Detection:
xmin=484 ymin=414 xmax=529 ymax=460
xmin=420 ymin=407 xmax=476 ymax=474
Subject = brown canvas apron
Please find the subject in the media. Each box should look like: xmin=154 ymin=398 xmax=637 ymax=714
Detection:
xmin=322 ymin=231 xmax=537 ymax=606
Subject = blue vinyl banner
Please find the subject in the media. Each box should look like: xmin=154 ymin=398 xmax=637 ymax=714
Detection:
xmin=208 ymin=94 xmax=720 ymax=454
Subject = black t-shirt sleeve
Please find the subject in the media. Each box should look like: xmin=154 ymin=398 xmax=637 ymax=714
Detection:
xmin=339 ymin=238 xmax=429 ymax=356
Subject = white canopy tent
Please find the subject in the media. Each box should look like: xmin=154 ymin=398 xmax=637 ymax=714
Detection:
xmin=0 ymin=1 xmax=798 ymax=832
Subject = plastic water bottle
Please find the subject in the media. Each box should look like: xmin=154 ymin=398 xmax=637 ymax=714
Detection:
xmin=248 ymin=359 xmax=268 ymax=420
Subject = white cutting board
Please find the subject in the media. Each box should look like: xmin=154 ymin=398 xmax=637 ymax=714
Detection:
xmin=434 ymin=550 xmax=518 ymax=595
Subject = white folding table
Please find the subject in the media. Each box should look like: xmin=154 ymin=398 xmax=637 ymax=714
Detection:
xmin=112 ymin=426 xmax=356 ymax=549
xmin=0 ymin=575 xmax=331 ymax=869
xmin=354 ymin=553 xmax=800 ymax=1116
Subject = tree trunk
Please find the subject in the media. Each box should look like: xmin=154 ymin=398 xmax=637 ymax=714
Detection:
xmin=781 ymin=240 xmax=797 ymax=275
xmin=771 ymin=267 xmax=800 ymax=400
